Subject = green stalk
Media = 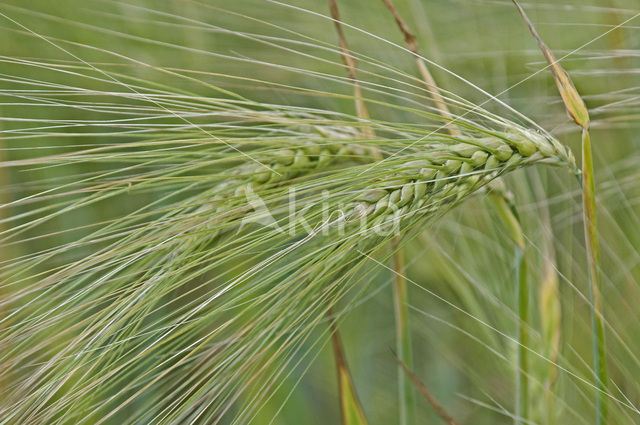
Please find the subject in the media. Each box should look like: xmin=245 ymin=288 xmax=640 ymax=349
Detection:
xmin=392 ymin=240 xmax=415 ymax=425
xmin=581 ymin=128 xmax=608 ymax=424
xmin=395 ymin=353 xmax=461 ymax=425
xmin=492 ymin=195 xmax=529 ymax=424
xmin=515 ymin=244 xmax=529 ymax=424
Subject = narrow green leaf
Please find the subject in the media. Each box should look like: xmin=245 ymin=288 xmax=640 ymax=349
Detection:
xmin=539 ymin=249 xmax=561 ymax=425
xmin=489 ymin=194 xmax=525 ymax=251
xmin=330 ymin=317 xmax=369 ymax=425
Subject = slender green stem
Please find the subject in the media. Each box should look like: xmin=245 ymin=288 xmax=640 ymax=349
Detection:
xmin=515 ymin=245 xmax=529 ymax=425
xmin=392 ymin=239 xmax=415 ymax=425
xmin=491 ymin=195 xmax=528 ymax=424
xmin=394 ymin=353 xmax=461 ymax=425
xmin=581 ymin=128 xmax=608 ymax=424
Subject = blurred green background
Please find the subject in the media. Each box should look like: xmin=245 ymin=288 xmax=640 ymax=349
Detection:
xmin=1 ymin=0 xmax=638 ymax=423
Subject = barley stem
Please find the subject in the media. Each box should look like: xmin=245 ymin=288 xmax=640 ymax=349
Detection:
xmin=391 ymin=239 xmax=415 ymax=425
xmin=328 ymin=0 xmax=374 ymax=139
xmin=491 ymin=195 xmax=529 ymax=424
xmin=380 ymin=0 xmax=459 ymax=136
xmin=394 ymin=353 xmax=461 ymax=425
xmin=515 ymin=244 xmax=529 ymax=424
xmin=581 ymin=128 xmax=608 ymax=425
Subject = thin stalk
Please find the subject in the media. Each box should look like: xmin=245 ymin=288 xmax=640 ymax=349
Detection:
xmin=391 ymin=239 xmax=414 ymax=425
xmin=515 ymin=244 xmax=529 ymax=424
xmin=394 ymin=353 xmax=461 ymax=425
xmin=379 ymin=0 xmax=459 ymax=136
xmin=327 ymin=5 xmax=411 ymax=423
xmin=582 ymin=128 xmax=608 ymax=425
xmin=491 ymin=194 xmax=529 ymax=424
xmin=327 ymin=0 xmax=374 ymax=139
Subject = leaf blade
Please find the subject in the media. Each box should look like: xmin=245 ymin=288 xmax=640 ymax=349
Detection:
xmin=330 ymin=316 xmax=369 ymax=425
